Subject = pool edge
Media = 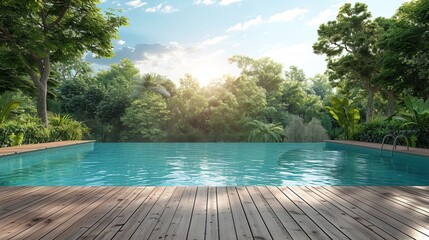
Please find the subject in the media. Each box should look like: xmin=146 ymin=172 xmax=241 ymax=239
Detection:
xmin=0 ymin=140 xmax=95 ymax=156
xmin=326 ymin=140 xmax=429 ymax=158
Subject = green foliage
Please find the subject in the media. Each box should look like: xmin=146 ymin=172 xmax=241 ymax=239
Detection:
xmin=394 ymin=95 xmax=429 ymax=129
xmin=121 ymin=92 xmax=170 ymax=142
xmin=0 ymin=113 xmax=88 ymax=147
xmin=285 ymin=115 xmax=306 ymax=142
xmin=325 ymin=96 xmax=360 ymax=140
xmin=353 ymin=117 xmax=428 ymax=148
xmin=8 ymin=132 xmax=24 ymax=146
xmin=48 ymin=114 xmax=89 ymax=141
xmin=0 ymin=100 xmax=20 ymax=124
xmin=305 ymin=118 xmax=329 ymax=142
xmin=0 ymin=0 xmax=128 ymax=126
xmin=313 ymin=2 xmax=380 ymax=122
xmin=247 ymin=120 xmax=284 ymax=142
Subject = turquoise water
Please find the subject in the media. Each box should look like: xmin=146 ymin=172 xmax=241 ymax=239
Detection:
xmin=0 ymin=142 xmax=428 ymax=186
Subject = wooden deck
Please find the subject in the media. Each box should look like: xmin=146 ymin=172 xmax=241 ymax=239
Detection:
xmin=327 ymin=140 xmax=429 ymax=157
xmin=0 ymin=140 xmax=94 ymax=156
xmin=0 ymin=186 xmax=428 ymax=239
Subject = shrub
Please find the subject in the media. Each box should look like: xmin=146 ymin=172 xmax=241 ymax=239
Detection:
xmin=305 ymin=118 xmax=329 ymax=142
xmin=0 ymin=114 xmax=89 ymax=147
xmin=285 ymin=115 xmax=306 ymax=142
xmin=352 ymin=118 xmax=428 ymax=148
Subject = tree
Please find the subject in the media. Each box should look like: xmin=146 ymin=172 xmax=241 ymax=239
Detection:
xmin=313 ymin=3 xmax=380 ymax=122
xmin=229 ymin=55 xmax=284 ymax=103
xmin=285 ymin=66 xmax=306 ymax=83
xmin=310 ymin=74 xmax=333 ymax=101
xmin=0 ymin=1 xmax=127 ymax=126
xmin=377 ymin=0 xmax=429 ymax=99
xmin=121 ymin=92 xmax=170 ymax=141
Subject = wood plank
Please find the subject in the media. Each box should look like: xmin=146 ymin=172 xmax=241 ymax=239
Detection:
xmin=40 ymin=187 xmax=137 ymax=240
xmin=111 ymin=186 xmax=167 ymax=240
xmin=358 ymin=187 xmax=429 ymax=224
xmin=75 ymin=187 xmax=146 ymax=239
xmin=247 ymin=186 xmax=292 ymax=240
xmin=386 ymin=187 xmax=429 ymax=206
xmin=267 ymin=186 xmax=330 ymax=240
xmin=236 ymin=187 xmax=272 ymax=240
xmin=187 ymin=187 xmax=208 ymax=240
xmin=92 ymin=187 xmax=155 ymax=240
xmin=0 ymin=187 xmax=68 ymax=218
xmin=0 ymin=187 xmax=81 ymax=231
xmin=257 ymin=187 xmax=308 ymax=240
xmin=15 ymin=187 xmax=121 ymax=240
xmin=324 ymin=186 xmax=423 ymax=239
xmin=0 ymin=187 xmax=95 ymax=239
xmin=0 ymin=186 xmax=427 ymax=240
xmin=205 ymin=186 xmax=219 ymax=240
xmin=148 ymin=186 xmax=185 ymax=240
xmin=279 ymin=187 xmax=348 ymax=240
xmin=226 ymin=187 xmax=253 ymax=240
xmin=293 ymin=186 xmax=383 ymax=240
xmin=337 ymin=186 xmax=429 ymax=238
xmin=217 ymin=187 xmax=237 ymax=240
xmin=363 ymin=186 xmax=429 ymax=215
xmin=0 ymin=186 xmax=31 ymax=200
xmin=311 ymin=186 xmax=402 ymax=240
xmin=398 ymin=186 xmax=429 ymax=198
xmin=129 ymin=186 xmax=177 ymax=240
xmin=165 ymin=186 xmax=197 ymax=240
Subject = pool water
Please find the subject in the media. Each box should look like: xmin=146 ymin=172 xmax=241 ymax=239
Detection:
xmin=0 ymin=142 xmax=428 ymax=186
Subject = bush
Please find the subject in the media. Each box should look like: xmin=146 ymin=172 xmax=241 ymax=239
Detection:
xmin=285 ymin=115 xmax=329 ymax=142
xmin=305 ymin=118 xmax=329 ymax=142
xmin=352 ymin=118 xmax=428 ymax=148
xmin=285 ymin=115 xmax=306 ymax=142
xmin=0 ymin=114 xmax=89 ymax=147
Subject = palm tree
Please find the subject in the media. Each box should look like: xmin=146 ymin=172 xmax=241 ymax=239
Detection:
xmin=247 ymin=120 xmax=284 ymax=142
xmin=134 ymin=73 xmax=172 ymax=98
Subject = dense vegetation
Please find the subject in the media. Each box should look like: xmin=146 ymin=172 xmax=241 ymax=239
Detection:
xmin=0 ymin=1 xmax=428 ymax=147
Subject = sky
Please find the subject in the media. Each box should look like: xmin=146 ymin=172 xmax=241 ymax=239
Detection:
xmin=87 ymin=0 xmax=410 ymax=85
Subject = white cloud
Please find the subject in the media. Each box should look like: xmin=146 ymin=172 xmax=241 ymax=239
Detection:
xmin=307 ymin=8 xmax=337 ymax=27
xmin=145 ymin=4 xmax=178 ymax=13
xmin=194 ymin=0 xmax=216 ymax=5
xmin=126 ymin=0 xmax=147 ymax=8
xmin=219 ymin=0 xmax=241 ymax=6
xmin=227 ymin=16 xmax=262 ymax=32
xmin=264 ymin=43 xmax=326 ymax=77
xmin=117 ymin=40 xmax=126 ymax=45
xmin=201 ymin=35 xmax=229 ymax=46
xmin=267 ymin=8 xmax=309 ymax=23
xmin=162 ymin=5 xmax=178 ymax=13
xmin=146 ymin=4 xmax=162 ymax=12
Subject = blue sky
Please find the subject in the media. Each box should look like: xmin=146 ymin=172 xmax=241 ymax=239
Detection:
xmin=88 ymin=0 xmax=409 ymax=85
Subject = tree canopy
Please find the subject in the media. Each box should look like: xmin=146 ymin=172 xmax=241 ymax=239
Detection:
xmin=0 ymin=0 xmax=127 ymax=126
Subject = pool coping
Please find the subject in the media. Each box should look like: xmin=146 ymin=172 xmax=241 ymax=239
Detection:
xmin=327 ymin=140 xmax=429 ymax=157
xmin=0 ymin=140 xmax=95 ymax=156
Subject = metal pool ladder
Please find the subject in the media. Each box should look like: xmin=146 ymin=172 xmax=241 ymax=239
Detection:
xmin=380 ymin=134 xmax=410 ymax=157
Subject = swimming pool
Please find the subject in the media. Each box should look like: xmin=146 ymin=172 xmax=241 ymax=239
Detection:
xmin=0 ymin=142 xmax=428 ymax=186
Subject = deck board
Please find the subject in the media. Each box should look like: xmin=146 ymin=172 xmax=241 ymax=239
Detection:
xmin=0 ymin=186 xmax=428 ymax=240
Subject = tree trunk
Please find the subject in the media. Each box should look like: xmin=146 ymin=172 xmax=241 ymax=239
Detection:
xmin=28 ymin=54 xmax=50 ymax=127
xmin=365 ymin=86 xmax=374 ymax=123
xmin=36 ymin=85 xmax=48 ymax=127
xmin=387 ymin=90 xmax=395 ymax=117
